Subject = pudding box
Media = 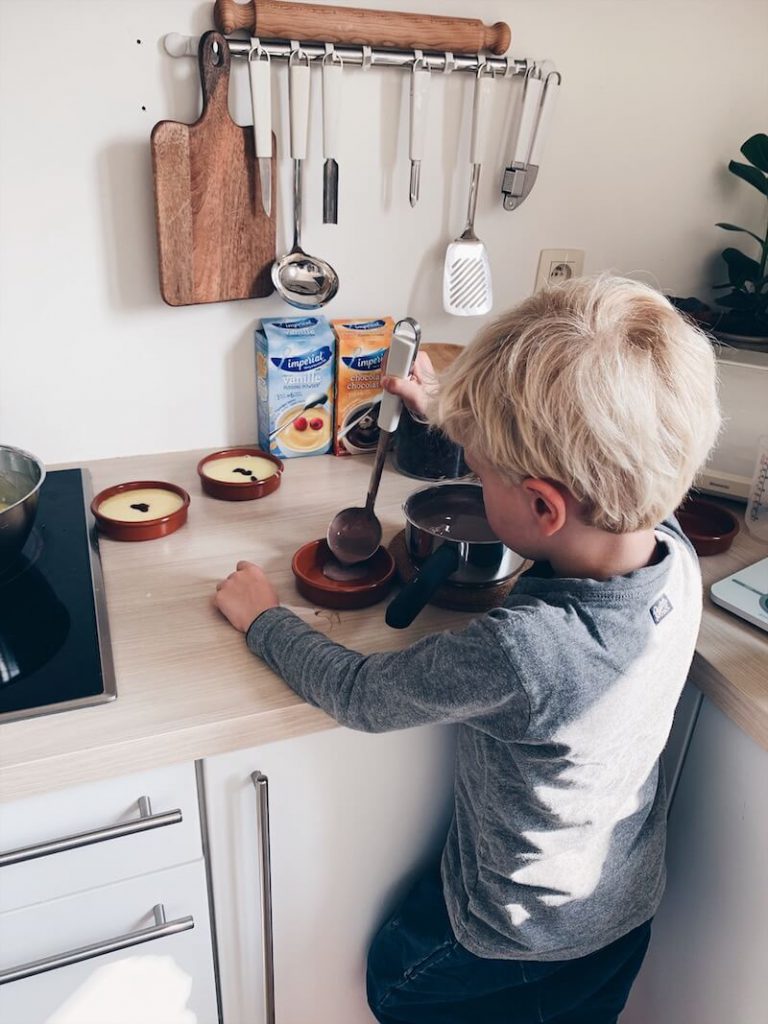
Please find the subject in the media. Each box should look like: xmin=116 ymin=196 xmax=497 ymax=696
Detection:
xmin=332 ymin=317 xmax=394 ymax=456
xmin=256 ymin=316 xmax=336 ymax=459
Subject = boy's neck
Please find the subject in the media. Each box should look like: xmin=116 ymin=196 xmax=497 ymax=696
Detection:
xmin=547 ymin=527 xmax=661 ymax=581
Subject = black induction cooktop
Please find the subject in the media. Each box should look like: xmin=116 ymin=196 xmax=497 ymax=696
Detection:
xmin=0 ymin=468 xmax=116 ymax=723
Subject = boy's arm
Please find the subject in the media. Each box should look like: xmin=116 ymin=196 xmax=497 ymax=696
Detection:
xmin=246 ymin=606 xmax=530 ymax=735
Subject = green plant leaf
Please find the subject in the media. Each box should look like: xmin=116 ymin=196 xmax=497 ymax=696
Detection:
xmin=728 ymin=160 xmax=768 ymax=196
xmin=715 ymin=222 xmax=764 ymax=246
xmin=741 ymin=133 xmax=768 ymax=172
xmin=722 ymin=247 xmax=762 ymax=286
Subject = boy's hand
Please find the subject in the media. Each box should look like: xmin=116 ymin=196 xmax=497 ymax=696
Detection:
xmin=214 ymin=561 xmax=279 ymax=633
xmin=381 ymin=351 xmax=436 ymax=421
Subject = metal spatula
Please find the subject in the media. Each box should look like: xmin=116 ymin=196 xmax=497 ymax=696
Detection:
xmin=443 ymin=67 xmax=494 ymax=317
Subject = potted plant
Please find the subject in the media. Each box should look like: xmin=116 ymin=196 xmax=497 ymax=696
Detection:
xmin=711 ymin=132 xmax=768 ymax=343
xmin=669 ymin=132 xmax=768 ymax=345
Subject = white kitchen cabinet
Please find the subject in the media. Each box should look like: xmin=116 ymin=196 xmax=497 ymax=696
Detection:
xmin=622 ymin=695 xmax=768 ymax=1024
xmin=0 ymin=859 xmax=218 ymax=1024
xmin=0 ymin=762 xmax=219 ymax=1024
xmin=0 ymin=763 xmax=203 ymax=913
xmin=203 ymin=723 xmax=457 ymax=1024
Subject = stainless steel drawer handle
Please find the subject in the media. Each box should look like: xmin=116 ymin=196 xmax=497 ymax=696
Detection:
xmin=0 ymin=904 xmax=194 ymax=985
xmin=252 ymin=771 xmax=275 ymax=1024
xmin=0 ymin=796 xmax=183 ymax=867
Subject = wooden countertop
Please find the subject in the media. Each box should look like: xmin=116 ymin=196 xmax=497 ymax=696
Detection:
xmin=1 ymin=452 xmax=766 ymax=801
xmin=0 ymin=451 xmax=474 ymax=800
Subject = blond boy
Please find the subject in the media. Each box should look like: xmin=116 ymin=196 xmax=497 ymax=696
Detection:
xmin=215 ymin=276 xmax=721 ymax=1023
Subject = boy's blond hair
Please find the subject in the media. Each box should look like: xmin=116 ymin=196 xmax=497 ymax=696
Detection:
xmin=433 ymin=275 xmax=721 ymax=533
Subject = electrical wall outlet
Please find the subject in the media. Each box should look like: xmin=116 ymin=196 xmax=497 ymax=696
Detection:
xmin=534 ymin=249 xmax=585 ymax=292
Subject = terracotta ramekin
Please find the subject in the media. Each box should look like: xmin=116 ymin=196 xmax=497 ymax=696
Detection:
xmin=292 ymin=539 xmax=395 ymax=610
xmin=91 ymin=481 xmax=190 ymax=542
xmin=197 ymin=448 xmax=284 ymax=501
xmin=677 ymin=495 xmax=740 ymax=556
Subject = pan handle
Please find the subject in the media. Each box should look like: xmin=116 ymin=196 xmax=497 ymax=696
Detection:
xmin=385 ymin=544 xmax=460 ymax=629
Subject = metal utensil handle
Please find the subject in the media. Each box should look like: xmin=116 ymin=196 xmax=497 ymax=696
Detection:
xmin=322 ymin=56 xmax=342 ymax=159
xmin=378 ymin=317 xmax=422 ymax=434
xmin=462 ymin=164 xmax=482 ymax=239
xmin=248 ymin=44 xmax=272 ymax=157
xmin=290 ymin=158 xmax=303 ymax=252
xmin=288 ymin=52 xmax=311 ymax=160
xmin=511 ymin=73 xmax=543 ymax=165
xmin=364 ymin=431 xmax=393 ymax=514
xmin=469 ymin=67 xmax=494 ymax=165
xmin=0 ymin=797 xmax=182 ymax=868
xmin=528 ymin=72 xmax=560 ymax=166
xmin=463 ymin=69 xmax=493 ymax=235
xmin=409 ymin=61 xmax=430 ymax=162
xmin=288 ymin=52 xmax=310 ymax=251
xmin=0 ymin=904 xmax=194 ymax=985
xmin=252 ymin=771 xmax=276 ymax=1024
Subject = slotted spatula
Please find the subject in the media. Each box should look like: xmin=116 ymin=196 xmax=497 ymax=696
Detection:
xmin=443 ymin=67 xmax=494 ymax=317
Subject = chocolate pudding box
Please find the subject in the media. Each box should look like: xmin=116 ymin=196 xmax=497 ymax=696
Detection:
xmin=256 ymin=316 xmax=335 ymax=459
xmin=332 ymin=317 xmax=394 ymax=456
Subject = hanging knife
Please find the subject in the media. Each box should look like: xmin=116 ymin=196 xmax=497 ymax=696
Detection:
xmin=248 ymin=39 xmax=272 ymax=217
xmin=322 ymin=49 xmax=343 ymax=224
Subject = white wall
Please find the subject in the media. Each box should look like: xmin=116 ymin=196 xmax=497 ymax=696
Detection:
xmin=1 ymin=0 xmax=767 ymax=463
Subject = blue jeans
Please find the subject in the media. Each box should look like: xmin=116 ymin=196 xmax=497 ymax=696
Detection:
xmin=367 ymin=865 xmax=651 ymax=1024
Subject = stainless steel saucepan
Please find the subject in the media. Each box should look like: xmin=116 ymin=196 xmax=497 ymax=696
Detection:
xmin=385 ymin=483 xmax=524 ymax=629
xmin=0 ymin=445 xmax=46 ymax=567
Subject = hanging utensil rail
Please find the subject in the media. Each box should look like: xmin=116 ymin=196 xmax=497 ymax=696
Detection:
xmin=163 ymin=34 xmax=529 ymax=76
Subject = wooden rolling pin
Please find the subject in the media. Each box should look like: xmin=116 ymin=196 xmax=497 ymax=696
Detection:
xmin=213 ymin=0 xmax=511 ymax=55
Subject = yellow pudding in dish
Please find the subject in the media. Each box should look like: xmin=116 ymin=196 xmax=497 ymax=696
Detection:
xmin=0 ymin=501 xmax=11 ymax=512
xmin=202 ymin=455 xmax=278 ymax=483
xmin=277 ymin=405 xmax=332 ymax=453
xmin=98 ymin=488 xmax=185 ymax=522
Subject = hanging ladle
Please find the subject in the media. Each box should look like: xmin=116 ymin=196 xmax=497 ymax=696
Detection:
xmin=272 ymin=48 xmax=339 ymax=309
xmin=327 ymin=318 xmax=421 ymax=565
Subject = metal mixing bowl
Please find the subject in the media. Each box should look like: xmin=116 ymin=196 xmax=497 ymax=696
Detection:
xmin=0 ymin=445 xmax=46 ymax=566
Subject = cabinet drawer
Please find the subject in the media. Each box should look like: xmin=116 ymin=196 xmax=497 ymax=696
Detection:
xmin=0 ymin=859 xmax=218 ymax=1024
xmin=0 ymin=763 xmax=202 ymax=912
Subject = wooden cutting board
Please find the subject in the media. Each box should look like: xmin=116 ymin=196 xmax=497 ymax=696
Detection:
xmin=151 ymin=31 xmax=275 ymax=306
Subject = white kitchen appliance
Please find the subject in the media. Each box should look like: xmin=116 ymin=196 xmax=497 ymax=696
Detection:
xmin=697 ymin=345 xmax=768 ymax=501
xmin=710 ymin=557 xmax=768 ymax=633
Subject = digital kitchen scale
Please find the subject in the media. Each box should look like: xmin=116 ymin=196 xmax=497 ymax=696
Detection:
xmin=710 ymin=557 xmax=768 ymax=633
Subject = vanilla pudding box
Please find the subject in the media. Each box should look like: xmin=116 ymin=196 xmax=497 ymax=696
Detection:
xmin=256 ymin=316 xmax=335 ymax=459
xmin=332 ymin=317 xmax=394 ymax=456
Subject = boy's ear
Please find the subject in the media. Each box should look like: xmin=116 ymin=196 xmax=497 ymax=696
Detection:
xmin=521 ymin=479 xmax=567 ymax=536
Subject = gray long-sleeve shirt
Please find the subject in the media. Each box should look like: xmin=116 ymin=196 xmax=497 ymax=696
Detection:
xmin=246 ymin=517 xmax=701 ymax=960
